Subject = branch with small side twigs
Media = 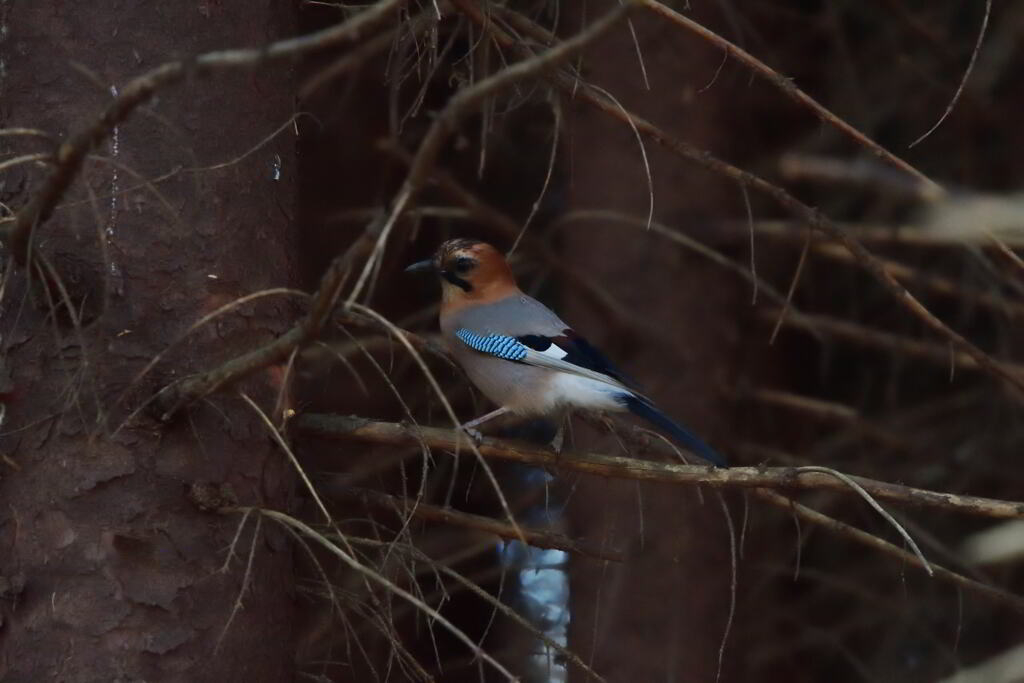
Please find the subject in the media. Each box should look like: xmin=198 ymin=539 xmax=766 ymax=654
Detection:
xmin=634 ymin=0 xmax=943 ymax=198
xmin=378 ymin=141 xmax=662 ymax=336
xmin=0 ymin=0 xmax=406 ymax=265
xmin=338 ymin=486 xmax=626 ymax=562
xmin=342 ymin=0 xmax=634 ymax=306
xmin=759 ymin=308 xmax=1024 ymax=378
xmin=153 ymin=223 xmax=384 ymax=420
xmin=455 ymin=3 xmax=1024 ymax=399
xmin=806 ymin=242 xmax=1024 ymax=319
xmin=297 ymin=414 xmax=1024 ymax=614
xmin=296 ymin=414 xmax=1024 ymax=520
xmin=740 ymin=387 xmax=909 ymax=451
xmin=750 ymin=488 xmax=1024 ymax=615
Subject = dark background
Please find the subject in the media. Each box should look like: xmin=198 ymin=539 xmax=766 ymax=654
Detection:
xmin=1 ymin=1 xmax=1022 ymax=681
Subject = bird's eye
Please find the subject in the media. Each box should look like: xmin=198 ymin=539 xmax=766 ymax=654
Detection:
xmin=453 ymin=256 xmax=474 ymax=273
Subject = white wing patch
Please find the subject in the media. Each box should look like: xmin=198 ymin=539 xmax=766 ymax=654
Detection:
xmin=536 ymin=342 xmax=568 ymax=360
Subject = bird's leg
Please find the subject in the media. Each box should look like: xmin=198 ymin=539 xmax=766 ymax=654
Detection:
xmin=458 ymin=407 xmax=510 ymax=443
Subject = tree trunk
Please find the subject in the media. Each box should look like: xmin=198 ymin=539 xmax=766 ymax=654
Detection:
xmin=0 ymin=3 xmax=296 ymax=680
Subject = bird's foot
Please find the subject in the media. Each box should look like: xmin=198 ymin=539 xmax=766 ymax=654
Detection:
xmin=549 ymin=424 xmax=565 ymax=454
xmin=461 ymin=426 xmax=485 ymax=444
xmin=541 ymin=424 xmax=566 ymax=478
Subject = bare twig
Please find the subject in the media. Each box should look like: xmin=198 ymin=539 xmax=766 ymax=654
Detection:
xmin=553 ymin=210 xmax=818 ymax=332
xmin=636 ymin=0 xmax=942 ymax=195
xmin=344 ymin=534 xmax=609 ymax=682
xmin=759 ymin=308 xmax=1024 ymax=378
xmin=299 ymin=414 xmax=1024 ymax=614
xmin=741 ymin=387 xmax=908 ymax=451
xmin=753 ymin=489 xmax=1024 ymax=615
xmin=296 ymin=414 xmax=1024 ymax=520
xmin=256 ymin=507 xmax=519 ymax=681
xmin=574 ymin=95 xmax=1024 ymax=394
xmin=340 ymin=486 xmax=626 ymax=562
xmin=343 ymin=0 xmax=634 ymax=305
xmin=908 ymin=0 xmax=992 ymax=148
xmin=465 ymin=5 xmax=1024 ymax=398
xmin=0 ymin=0 xmax=406 ymax=265
xmin=153 ymin=223 xmax=381 ymax=420
xmin=752 ymin=220 xmax=1024 ymax=249
xmin=805 ymin=241 xmax=1024 ymax=320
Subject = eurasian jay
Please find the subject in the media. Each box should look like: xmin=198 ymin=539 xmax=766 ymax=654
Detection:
xmin=406 ymin=238 xmax=725 ymax=467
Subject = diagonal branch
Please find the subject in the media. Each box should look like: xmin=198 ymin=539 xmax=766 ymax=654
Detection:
xmin=152 ymin=223 xmax=384 ymax=420
xmin=456 ymin=3 xmax=1024 ymax=398
xmin=0 ymin=0 xmax=406 ymax=265
xmin=636 ymin=0 xmax=943 ymax=196
xmin=340 ymin=486 xmax=627 ymax=562
xmin=343 ymin=0 xmax=635 ymax=305
xmin=751 ymin=489 xmax=1024 ymax=616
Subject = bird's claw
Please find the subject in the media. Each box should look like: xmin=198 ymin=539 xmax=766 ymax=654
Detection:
xmin=461 ymin=426 xmax=485 ymax=444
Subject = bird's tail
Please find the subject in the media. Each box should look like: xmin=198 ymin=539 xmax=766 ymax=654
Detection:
xmin=619 ymin=394 xmax=726 ymax=467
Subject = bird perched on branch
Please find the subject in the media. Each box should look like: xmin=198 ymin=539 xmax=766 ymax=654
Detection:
xmin=406 ymin=238 xmax=725 ymax=467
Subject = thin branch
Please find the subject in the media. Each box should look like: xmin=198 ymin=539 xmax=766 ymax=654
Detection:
xmin=908 ymin=0 xmax=992 ymax=148
xmin=340 ymin=486 xmax=626 ymax=562
xmin=468 ymin=5 xmax=1024 ymax=398
xmin=344 ymin=534 xmax=609 ymax=683
xmin=0 ymin=0 xmax=406 ymax=265
xmin=741 ymin=387 xmax=908 ymax=451
xmin=760 ymin=308 xmax=1024 ymax=377
xmin=807 ymin=241 xmax=1024 ymax=320
xmin=343 ymin=0 xmax=634 ymax=305
xmin=753 ymin=489 xmax=1024 ymax=615
xmin=575 ymin=92 xmax=1024 ymax=394
xmin=153 ymin=222 xmax=382 ymax=420
xmin=299 ymin=414 xmax=1024 ymax=614
xmin=257 ymin=507 xmax=519 ymax=681
xmin=636 ymin=0 xmax=943 ymax=195
xmin=296 ymin=414 xmax=1024 ymax=520
xmin=751 ymin=219 xmax=1024 ymax=248
xmin=553 ymin=210 xmax=818 ymax=332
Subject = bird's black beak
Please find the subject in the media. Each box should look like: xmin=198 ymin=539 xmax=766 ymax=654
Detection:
xmin=404 ymin=259 xmax=436 ymax=274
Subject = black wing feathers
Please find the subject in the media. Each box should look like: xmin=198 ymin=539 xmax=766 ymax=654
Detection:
xmin=512 ymin=331 xmax=724 ymax=466
xmin=516 ymin=329 xmax=629 ymax=385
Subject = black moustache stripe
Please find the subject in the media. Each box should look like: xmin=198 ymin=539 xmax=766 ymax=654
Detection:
xmin=442 ymin=271 xmax=472 ymax=292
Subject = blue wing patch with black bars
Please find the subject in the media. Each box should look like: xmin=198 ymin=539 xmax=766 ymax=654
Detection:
xmin=456 ymin=329 xmax=528 ymax=361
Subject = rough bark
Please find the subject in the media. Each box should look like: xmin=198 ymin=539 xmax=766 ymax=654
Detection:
xmin=0 ymin=3 xmax=296 ymax=680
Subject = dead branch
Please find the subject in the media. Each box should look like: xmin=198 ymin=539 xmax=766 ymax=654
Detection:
xmin=299 ymin=414 xmax=1024 ymax=615
xmin=0 ymin=0 xmax=406 ymax=265
xmin=809 ymin=242 xmax=1024 ymax=320
xmin=344 ymin=0 xmax=634 ymax=305
xmin=635 ymin=0 xmax=943 ymax=197
xmin=740 ymin=387 xmax=909 ymax=451
xmin=296 ymin=414 xmax=1024 ymax=520
xmin=751 ymin=219 xmax=1024 ymax=248
xmin=339 ymin=486 xmax=626 ymax=562
xmin=553 ymin=209 xmax=819 ymax=331
xmin=779 ymin=154 xmax=940 ymax=203
xmin=257 ymin=507 xmax=518 ymax=681
xmin=759 ymin=308 xmax=1024 ymax=377
xmin=152 ymin=223 xmax=383 ymax=420
xmin=463 ymin=4 xmax=1024 ymax=399
xmin=378 ymin=141 xmax=660 ymax=336
xmin=752 ymin=489 xmax=1024 ymax=616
